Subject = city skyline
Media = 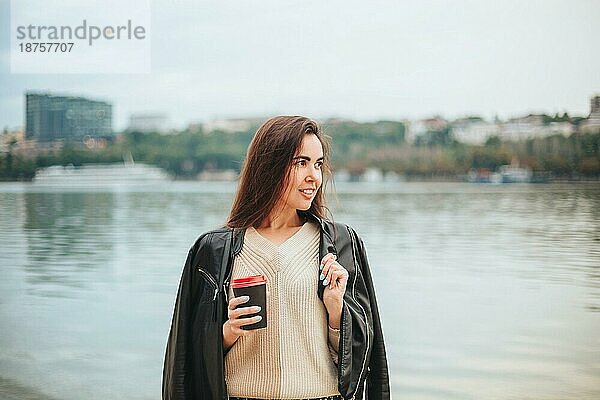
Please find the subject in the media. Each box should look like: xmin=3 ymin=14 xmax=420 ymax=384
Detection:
xmin=6 ymin=90 xmax=598 ymax=133
xmin=1 ymin=0 xmax=599 ymax=131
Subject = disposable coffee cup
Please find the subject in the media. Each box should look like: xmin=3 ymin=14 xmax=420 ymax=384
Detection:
xmin=231 ymin=275 xmax=267 ymax=330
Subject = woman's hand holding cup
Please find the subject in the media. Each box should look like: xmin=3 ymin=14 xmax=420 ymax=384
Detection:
xmin=223 ymin=295 xmax=262 ymax=350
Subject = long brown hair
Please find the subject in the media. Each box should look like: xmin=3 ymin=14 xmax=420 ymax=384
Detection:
xmin=227 ymin=116 xmax=332 ymax=229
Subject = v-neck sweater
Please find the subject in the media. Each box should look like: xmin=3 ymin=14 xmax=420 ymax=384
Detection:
xmin=224 ymin=220 xmax=341 ymax=399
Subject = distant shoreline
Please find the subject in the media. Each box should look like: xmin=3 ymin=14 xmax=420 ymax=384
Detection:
xmin=2 ymin=176 xmax=599 ymax=183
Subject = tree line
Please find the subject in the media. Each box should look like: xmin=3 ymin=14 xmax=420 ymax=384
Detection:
xmin=1 ymin=121 xmax=598 ymax=180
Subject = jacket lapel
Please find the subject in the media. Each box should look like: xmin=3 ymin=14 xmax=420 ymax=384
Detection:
xmin=225 ymin=210 xmax=341 ymax=301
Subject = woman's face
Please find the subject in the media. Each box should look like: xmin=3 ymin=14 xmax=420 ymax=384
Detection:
xmin=279 ymin=134 xmax=324 ymax=213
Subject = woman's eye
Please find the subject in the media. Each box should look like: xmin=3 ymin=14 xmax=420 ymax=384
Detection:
xmin=295 ymin=159 xmax=322 ymax=168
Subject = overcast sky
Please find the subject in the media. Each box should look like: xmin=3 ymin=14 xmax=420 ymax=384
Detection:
xmin=1 ymin=0 xmax=599 ymax=131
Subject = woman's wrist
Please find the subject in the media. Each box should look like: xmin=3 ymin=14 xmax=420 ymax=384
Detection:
xmin=326 ymin=300 xmax=343 ymax=329
xmin=222 ymin=320 xmax=240 ymax=350
xmin=328 ymin=314 xmax=341 ymax=330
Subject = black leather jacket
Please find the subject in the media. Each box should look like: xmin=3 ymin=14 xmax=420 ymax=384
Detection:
xmin=162 ymin=210 xmax=390 ymax=400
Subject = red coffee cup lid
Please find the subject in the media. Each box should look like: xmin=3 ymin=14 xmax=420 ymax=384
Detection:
xmin=232 ymin=275 xmax=267 ymax=288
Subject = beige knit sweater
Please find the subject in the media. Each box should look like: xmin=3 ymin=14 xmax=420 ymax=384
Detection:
xmin=224 ymin=221 xmax=341 ymax=399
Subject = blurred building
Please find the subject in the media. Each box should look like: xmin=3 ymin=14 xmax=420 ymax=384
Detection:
xmin=202 ymin=118 xmax=263 ymax=133
xmin=499 ymin=114 xmax=572 ymax=141
xmin=499 ymin=115 xmax=542 ymax=141
xmin=451 ymin=118 xmax=501 ymax=145
xmin=0 ymin=127 xmax=63 ymax=157
xmin=0 ymin=128 xmax=25 ymax=153
xmin=406 ymin=117 xmax=448 ymax=143
xmin=447 ymin=113 xmax=576 ymax=145
xmin=128 ymin=113 xmax=170 ymax=133
xmin=26 ymin=92 xmax=113 ymax=142
xmin=592 ymin=95 xmax=600 ymax=113
xmin=580 ymin=95 xmax=600 ymax=133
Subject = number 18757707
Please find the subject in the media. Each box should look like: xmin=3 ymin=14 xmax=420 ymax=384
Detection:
xmin=19 ymin=42 xmax=74 ymax=52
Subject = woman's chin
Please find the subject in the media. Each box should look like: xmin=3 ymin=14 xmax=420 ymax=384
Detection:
xmin=297 ymin=202 xmax=312 ymax=211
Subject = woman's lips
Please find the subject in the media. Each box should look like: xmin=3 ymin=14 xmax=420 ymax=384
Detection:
xmin=299 ymin=188 xmax=315 ymax=199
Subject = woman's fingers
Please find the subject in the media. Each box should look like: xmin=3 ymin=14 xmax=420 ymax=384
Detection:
xmin=323 ymin=260 xmax=337 ymax=287
xmin=320 ymin=253 xmax=336 ymax=272
xmin=320 ymin=253 xmax=336 ymax=284
xmin=227 ymin=295 xmax=259 ymax=319
xmin=229 ymin=295 xmax=249 ymax=310
xmin=228 ymin=313 xmax=263 ymax=337
xmin=320 ymin=253 xmax=348 ymax=290
xmin=230 ymin=305 xmax=262 ymax=320
xmin=328 ymin=268 xmax=349 ymax=289
xmin=226 ymin=319 xmax=258 ymax=337
xmin=231 ymin=313 xmax=263 ymax=328
xmin=227 ymin=295 xmax=262 ymax=333
xmin=325 ymin=265 xmax=338 ymax=289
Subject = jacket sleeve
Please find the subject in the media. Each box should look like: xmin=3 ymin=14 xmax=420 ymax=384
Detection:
xmin=355 ymin=233 xmax=390 ymax=400
xmin=162 ymin=243 xmax=198 ymax=400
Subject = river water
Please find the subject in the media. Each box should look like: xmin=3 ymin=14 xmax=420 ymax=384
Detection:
xmin=0 ymin=181 xmax=598 ymax=399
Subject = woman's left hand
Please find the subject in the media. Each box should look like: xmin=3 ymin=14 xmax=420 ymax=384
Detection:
xmin=320 ymin=253 xmax=349 ymax=321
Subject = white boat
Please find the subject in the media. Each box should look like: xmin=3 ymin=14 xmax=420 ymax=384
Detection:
xmin=33 ymin=161 xmax=171 ymax=187
xmin=495 ymin=164 xmax=532 ymax=183
xmin=470 ymin=159 xmax=532 ymax=184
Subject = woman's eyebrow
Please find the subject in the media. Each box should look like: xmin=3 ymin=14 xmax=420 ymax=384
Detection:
xmin=293 ymin=155 xmax=324 ymax=161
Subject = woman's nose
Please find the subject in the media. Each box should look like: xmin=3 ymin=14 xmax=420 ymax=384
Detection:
xmin=305 ymin=165 xmax=319 ymax=181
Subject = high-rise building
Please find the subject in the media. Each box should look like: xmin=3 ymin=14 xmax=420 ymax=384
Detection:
xmin=590 ymin=95 xmax=600 ymax=116
xmin=25 ymin=92 xmax=112 ymax=142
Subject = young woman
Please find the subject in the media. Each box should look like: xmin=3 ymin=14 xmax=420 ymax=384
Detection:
xmin=163 ymin=116 xmax=389 ymax=400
